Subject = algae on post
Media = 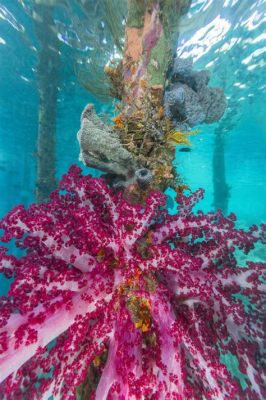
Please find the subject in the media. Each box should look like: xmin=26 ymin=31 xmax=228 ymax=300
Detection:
xmin=127 ymin=0 xmax=146 ymax=28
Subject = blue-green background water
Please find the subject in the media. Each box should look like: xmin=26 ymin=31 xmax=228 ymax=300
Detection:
xmin=0 ymin=0 xmax=265 ymax=287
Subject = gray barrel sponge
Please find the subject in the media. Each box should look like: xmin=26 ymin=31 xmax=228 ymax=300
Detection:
xmin=77 ymin=104 xmax=137 ymax=177
xmin=164 ymin=56 xmax=226 ymax=128
xmin=173 ymin=56 xmax=193 ymax=78
xmin=166 ymin=83 xmax=206 ymax=127
xmin=199 ymin=87 xmax=227 ymax=124
xmin=164 ymin=85 xmax=186 ymax=117
xmin=191 ymin=70 xmax=211 ymax=92
xmin=135 ymin=168 xmax=153 ymax=189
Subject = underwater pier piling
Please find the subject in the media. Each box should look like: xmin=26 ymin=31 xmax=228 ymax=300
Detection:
xmin=212 ymin=128 xmax=230 ymax=214
xmin=122 ymin=0 xmax=192 ymax=112
xmin=34 ymin=3 xmax=60 ymax=202
xmin=101 ymin=0 xmax=193 ymax=191
xmin=122 ymin=0 xmax=193 ymax=161
xmin=78 ymin=0 xmax=226 ymax=194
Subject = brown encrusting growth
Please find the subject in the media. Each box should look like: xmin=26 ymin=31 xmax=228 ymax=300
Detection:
xmin=112 ymin=99 xmax=178 ymax=191
xmin=104 ymin=1 xmax=193 ymax=190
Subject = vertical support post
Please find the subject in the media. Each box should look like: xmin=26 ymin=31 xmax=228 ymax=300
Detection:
xmin=212 ymin=130 xmax=230 ymax=213
xmin=35 ymin=4 xmax=60 ymax=202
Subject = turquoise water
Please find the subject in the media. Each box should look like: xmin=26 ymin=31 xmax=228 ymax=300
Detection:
xmin=177 ymin=0 xmax=266 ymax=226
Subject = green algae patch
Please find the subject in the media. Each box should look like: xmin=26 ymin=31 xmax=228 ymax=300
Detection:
xmin=147 ymin=33 xmax=170 ymax=87
xmin=161 ymin=0 xmax=181 ymax=35
xmin=127 ymin=0 xmax=146 ymax=28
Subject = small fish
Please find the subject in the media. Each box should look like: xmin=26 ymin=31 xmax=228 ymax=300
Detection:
xmin=179 ymin=147 xmax=191 ymax=152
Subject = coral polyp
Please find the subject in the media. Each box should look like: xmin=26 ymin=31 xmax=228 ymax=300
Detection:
xmin=0 ymin=165 xmax=265 ymax=399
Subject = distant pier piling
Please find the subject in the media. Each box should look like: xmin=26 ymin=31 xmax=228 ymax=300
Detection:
xmin=212 ymin=130 xmax=230 ymax=213
xmin=35 ymin=4 xmax=60 ymax=202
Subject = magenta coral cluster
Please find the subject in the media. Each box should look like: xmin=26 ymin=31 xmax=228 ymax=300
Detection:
xmin=0 ymin=165 xmax=265 ymax=399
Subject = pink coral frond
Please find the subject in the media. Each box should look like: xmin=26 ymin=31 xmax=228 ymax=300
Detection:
xmin=0 ymin=166 xmax=265 ymax=399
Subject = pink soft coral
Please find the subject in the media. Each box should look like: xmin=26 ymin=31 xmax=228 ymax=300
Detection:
xmin=0 ymin=165 xmax=265 ymax=399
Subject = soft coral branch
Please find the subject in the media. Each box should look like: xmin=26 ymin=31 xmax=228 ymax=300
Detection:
xmin=0 ymin=165 xmax=265 ymax=399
